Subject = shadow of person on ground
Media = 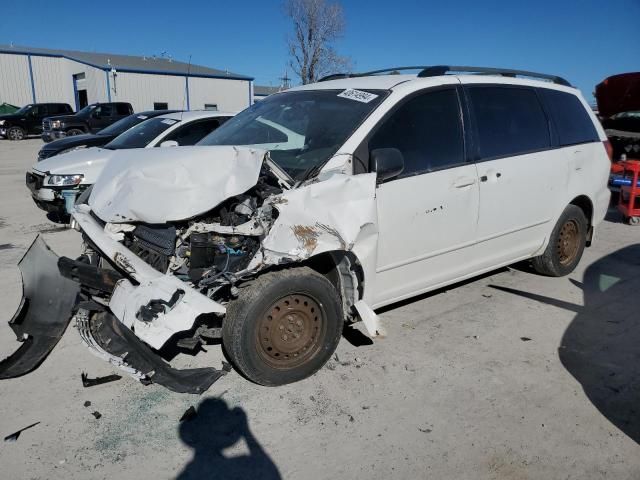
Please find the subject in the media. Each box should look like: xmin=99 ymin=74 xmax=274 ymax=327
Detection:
xmin=176 ymin=398 xmax=282 ymax=480
xmin=492 ymin=244 xmax=640 ymax=444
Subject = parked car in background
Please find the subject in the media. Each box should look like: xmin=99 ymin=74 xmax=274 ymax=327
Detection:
xmin=42 ymin=102 xmax=134 ymax=142
xmin=3 ymin=66 xmax=611 ymax=393
xmin=37 ymin=110 xmax=179 ymax=160
xmin=0 ymin=103 xmax=73 ymax=140
xmin=27 ymin=110 xmax=235 ymax=216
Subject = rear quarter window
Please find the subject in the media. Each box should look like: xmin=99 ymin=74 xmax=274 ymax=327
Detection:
xmin=538 ymin=89 xmax=600 ymax=146
xmin=467 ymin=86 xmax=551 ymax=160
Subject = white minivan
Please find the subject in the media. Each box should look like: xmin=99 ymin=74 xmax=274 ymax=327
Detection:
xmin=3 ymin=66 xmax=611 ymax=393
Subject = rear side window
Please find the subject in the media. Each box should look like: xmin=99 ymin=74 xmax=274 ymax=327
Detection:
xmin=467 ymin=86 xmax=551 ymax=160
xmin=116 ymin=104 xmax=131 ymax=115
xmin=369 ymin=88 xmax=465 ymax=177
xmin=162 ymin=119 xmax=221 ymax=146
xmin=539 ymin=89 xmax=599 ymax=146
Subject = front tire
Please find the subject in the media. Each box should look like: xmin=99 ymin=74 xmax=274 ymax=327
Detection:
xmin=222 ymin=267 xmax=343 ymax=386
xmin=66 ymin=128 xmax=85 ymax=136
xmin=532 ymin=205 xmax=588 ymax=277
xmin=7 ymin=126 xmax=25 ymax=140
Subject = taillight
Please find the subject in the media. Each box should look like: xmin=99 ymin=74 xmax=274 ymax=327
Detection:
xmin=603 ymin=140 xmax=614 ymax=162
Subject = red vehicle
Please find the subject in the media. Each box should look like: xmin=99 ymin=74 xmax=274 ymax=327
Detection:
xmin=595 ymin=72 xmax=640 ymax=160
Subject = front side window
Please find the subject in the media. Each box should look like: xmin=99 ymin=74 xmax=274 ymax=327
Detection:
xmin=468 ymin=86 xmax=551 ymax=160
xmin=539 ymin=89 xmax=599 ymax=146
xmin=369 ymin=88 xmax=465 ymax=177
xmin=104 ymin=117 xmax=178 ymax=149
xmin=198 ymin=89 xmax=387 ymax=181
xmin=98 ymin=105 xmax=114 ymax=117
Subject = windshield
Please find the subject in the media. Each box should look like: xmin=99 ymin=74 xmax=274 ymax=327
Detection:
xmin=15 ymin=104 xmax=34 ymax=115
xmin=104 ymin=117 xmax=178 ymax=149
xmin=98 ymin=113 xmax=153 ymax=136
xmin=76 ymin=104 xmax=97 ymax=116
xmin=198 ymin=89 xmax=387 ymax=180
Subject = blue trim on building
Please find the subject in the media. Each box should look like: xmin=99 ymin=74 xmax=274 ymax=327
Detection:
xmin=27 ymin=55 xmax=37 ymax=102
xmin=185 ymin=76 xmax=190 ymax=110
xmin=105 ymin=70 xmax=112 ymax=101
xmin=0 ymin=49 xmax=254 ymax=81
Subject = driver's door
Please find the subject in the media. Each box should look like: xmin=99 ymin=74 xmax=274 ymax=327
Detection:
xmin=369 ymin=87 xmax=480 ymax=307
xmin=91 ymin=105 xmax=114 ymax=131
xmin=27 ymin=105 xmax=47 ymax=134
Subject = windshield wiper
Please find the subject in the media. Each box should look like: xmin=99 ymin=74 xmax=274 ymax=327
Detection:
xmin=298 ymin=162 xmax=324 ymax=185
xmin=264 ymin=153 xmax=294 ymax=189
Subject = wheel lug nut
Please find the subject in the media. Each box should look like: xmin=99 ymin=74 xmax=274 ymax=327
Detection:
xmin=296 ymin=319 xmax=302 ymax=326
xmin=279 ymin=325 xmax=284 ymax=330
xmin=282 ymin=334 xmax=288 ymax=340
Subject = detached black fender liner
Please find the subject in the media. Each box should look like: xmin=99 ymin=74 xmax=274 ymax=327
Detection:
xmin=78 ymin=309 xmax=226 ymax=394
xmin=0 ymin=236 xmax=79 ymax=379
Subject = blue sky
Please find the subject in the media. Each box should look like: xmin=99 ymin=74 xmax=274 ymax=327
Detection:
xmin=3 ymin=0 xmax=639 ymax=101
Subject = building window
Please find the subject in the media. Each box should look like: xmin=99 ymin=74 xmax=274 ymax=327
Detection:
xmin=154 ymin=102 xmax=169 ymax=110
xmin=204 ymin=104 xmax=218 ymax=111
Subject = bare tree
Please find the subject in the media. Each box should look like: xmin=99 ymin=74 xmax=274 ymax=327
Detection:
xmin=284 ymin=0 xmax=351 ymax=84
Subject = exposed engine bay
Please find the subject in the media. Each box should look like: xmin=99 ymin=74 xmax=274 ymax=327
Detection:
xmin=121 ymin=171 xmax=282 ymax=294
xmin=1 ymin=145 xmax=381 ymax=393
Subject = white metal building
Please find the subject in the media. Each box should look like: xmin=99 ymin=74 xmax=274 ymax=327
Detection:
xmin=0 ymin=45 xmax=254 ymax=112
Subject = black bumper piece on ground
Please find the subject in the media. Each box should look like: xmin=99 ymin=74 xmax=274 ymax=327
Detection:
xmin=0 ymin=236 xmax=79 ymax=379
xmin=86 ymin=311 xmax=227 ymax=394
xmin=1 ymin=236 xmax=227 ymax=394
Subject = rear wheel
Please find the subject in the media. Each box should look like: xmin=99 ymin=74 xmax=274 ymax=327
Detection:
xmin=7 ymin=126 xmax=25 ymax=140
xmin=532 ymin=205 xmax=588 ymax=277
xmin=66 ymin=128 xmax=85 ymax=136
xmin=222 ymin=267 xmax=343 ymax=386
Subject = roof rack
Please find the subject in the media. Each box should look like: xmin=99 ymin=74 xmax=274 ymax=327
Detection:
xmin=417 ymin=65 xmax=572 ymax=87
xmin=318 ymin=66 xmax=429 ymax=82
xmin=318 ymin=65 xmax=572 ymax=87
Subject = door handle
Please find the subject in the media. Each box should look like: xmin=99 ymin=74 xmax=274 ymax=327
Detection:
xmin=453 ymin=177 xmax=476 ymax=188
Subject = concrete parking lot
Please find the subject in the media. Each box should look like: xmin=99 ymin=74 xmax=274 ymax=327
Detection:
xmin=0 ymin=139 xmax=638 ymax=479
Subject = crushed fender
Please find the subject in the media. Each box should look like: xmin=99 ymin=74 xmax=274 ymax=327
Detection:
xmin=0 ymin=236 xmax=79 ymax=379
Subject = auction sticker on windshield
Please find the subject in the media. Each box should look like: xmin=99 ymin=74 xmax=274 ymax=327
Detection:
xmin=338 ymin=89 xmax=379 ymax=103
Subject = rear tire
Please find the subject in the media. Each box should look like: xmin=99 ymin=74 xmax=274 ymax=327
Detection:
xmin=532 ymin=205 xmax=588 ymax=277
xmin=66 ymin=128 xmax=85 ymax=136
xmin=7 ymin=126 xmax=25 ymax=140
xmin=222 ymin=267 xmax=343 ymax=386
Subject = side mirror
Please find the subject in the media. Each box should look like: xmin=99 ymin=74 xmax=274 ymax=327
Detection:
xmin=371 ymin=148 xmax=404 ymax=183
xmin=160 ymin=140 xmax=179 ymax=148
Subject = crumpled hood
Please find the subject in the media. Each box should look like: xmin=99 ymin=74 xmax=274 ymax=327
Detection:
xmin=89 ymin=146 xmax=266 ymax=224
xmin=33 ymin=147 xmax=115 ymax=184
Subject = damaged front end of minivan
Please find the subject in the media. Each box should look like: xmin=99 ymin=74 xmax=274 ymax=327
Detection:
xmin=0 ymin=145 xmax=381 ymax=393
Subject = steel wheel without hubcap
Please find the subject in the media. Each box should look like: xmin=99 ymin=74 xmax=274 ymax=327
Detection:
xmin=256 ymin=294 xmax=326 ymax=370
xmin=556 ymin=219 xmax=580 ymax=266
